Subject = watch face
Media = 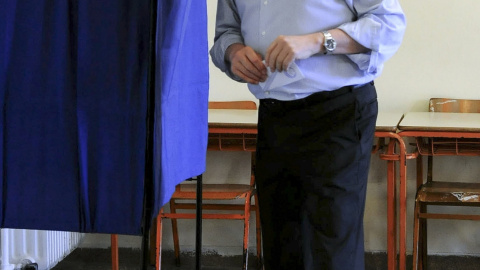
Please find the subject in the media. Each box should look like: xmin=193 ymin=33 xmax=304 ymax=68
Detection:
xmin=326 ymin=39 xmax=336 ymax=51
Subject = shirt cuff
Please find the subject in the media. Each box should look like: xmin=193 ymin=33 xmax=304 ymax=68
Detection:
xmin=210 ymin=35 xmax=244 ymax=81
xmin=338 ymin=18 xmax=381 ymax=74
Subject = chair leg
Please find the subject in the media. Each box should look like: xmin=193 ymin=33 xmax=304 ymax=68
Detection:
xmin=150 ymin=217 xmax=157 ymax=266
xmin=156 ymin=209 xmax=163 ymax=270
xmin=111 ymin=234 xmax=119 ymax=270
xmin=412 ymin=201 xmax=420 ymax=270
xmin=170 ymin=199 xmax=181 ymax=266
xmin=427 ymin=154 xmax=433 ymax=182
xmin=420 ymin=204 xmax=428 ymax=270
xmin=254 ymin=193 xmax=262 ymax=269
xmin=243 ymin=194 xmax=252 ymax=270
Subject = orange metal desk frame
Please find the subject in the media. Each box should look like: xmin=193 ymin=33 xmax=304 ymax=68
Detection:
xmin=208 ymin=109 xmax=407 ymax=270
xmin=375 ymin=113 xmax=408 ymax=270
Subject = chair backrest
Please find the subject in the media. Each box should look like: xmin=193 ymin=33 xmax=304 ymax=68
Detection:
xmin=429 ymin=98 xmax=480 ymax=113
xmin=208 ymin=101 xmax=257 ymax=110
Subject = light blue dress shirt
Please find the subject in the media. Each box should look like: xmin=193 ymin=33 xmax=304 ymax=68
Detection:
xmin=210 ymin=0 xmax=406 ymax=101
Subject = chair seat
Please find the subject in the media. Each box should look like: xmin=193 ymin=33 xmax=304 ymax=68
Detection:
xmin=417 ymin=181 xmax=480 ymax=204
xmin=172 ymin=184 xmax=253 ymax=200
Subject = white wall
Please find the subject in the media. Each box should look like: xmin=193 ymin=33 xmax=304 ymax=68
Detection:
xmin=81 ymin=0 xmax=480 ymax=256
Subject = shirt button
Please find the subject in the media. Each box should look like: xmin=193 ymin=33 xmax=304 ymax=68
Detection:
xmin=262 ymin=31 xmax=266 ymax=36
xmin=264 ymin=1 xmax=268 ymax=5
xmin=266 ymin=91 xmax=270 ymax=95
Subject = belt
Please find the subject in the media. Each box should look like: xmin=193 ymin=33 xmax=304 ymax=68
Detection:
xmin=261 ymin=81 xmax=374 ymax=109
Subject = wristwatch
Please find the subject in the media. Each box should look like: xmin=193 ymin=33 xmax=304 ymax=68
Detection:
xmin=322 ymin=31 xmax=336 ymax=54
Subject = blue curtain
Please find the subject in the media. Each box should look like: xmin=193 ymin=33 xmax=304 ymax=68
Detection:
xmin=0 ymin=0 xmax=208 ymax=235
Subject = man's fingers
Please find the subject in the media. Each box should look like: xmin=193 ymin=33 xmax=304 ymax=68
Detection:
xmin=267 ymin=46 xmax=294 ymax=72
xmin=229 ymin=45 xmax=267 ymax=83
xmin=232 ymin=67 xmax=261 ymax=84
xmin=244 ymin=50 xmax=267 ymax=76
xmin=265 ymin=42 xmax=278 ymax=68
xmin=266 ymin=49 xmax=280 ymax=72
xmin=237 ymin=64 xmax=263 ymax=82
xmin=232 ymin=59 xmax=265 ymax=84
xmin=241 ymin=54 xmax=266 ymax=81
xmin=277 ymin=50 xmax=294 ymax=72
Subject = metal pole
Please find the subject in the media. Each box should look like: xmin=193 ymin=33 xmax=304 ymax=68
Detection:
xmin=196 ymin=175 xmax=203 ymax=270
xmin=141 ymin=0 xmax=158 ymax=268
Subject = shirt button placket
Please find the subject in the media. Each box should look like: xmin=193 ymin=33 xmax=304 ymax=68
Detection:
xmin=261 ymin=1 xmax=267 ymax=37
xmin=259 ymin=0 xmax=268 ymax=47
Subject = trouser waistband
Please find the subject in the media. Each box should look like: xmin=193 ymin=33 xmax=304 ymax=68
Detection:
xmin=260 ymin=81 xmax=375 ymax=110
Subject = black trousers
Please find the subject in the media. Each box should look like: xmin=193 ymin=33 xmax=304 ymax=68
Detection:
xmin=255 ymin=82 xmax=377 ymax=270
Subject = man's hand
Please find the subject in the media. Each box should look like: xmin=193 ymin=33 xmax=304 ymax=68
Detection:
xmin=227 ymin=44 xmax=267 ymax=84
xmin=265 ymin=33 xmax=322 ymax=72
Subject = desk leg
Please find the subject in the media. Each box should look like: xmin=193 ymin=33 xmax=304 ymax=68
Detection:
xmin=398 ymin=141 xmax=407 ymax=270
xmin=196 ymin=174 xmax=203 ymax=270
xmin=378 ymin=133 xmax=407 ymax=270
xmin=416 ymin=154 xmax=427 ymax=270
xmin=111 ymin=234 xmax=119 ymax=270
xmin=386 ymin=140 xmax=398 ymax=270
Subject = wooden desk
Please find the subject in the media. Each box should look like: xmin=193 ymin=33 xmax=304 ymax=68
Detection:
xmin=399 ymin=112 xmax=480 ymax=162
xmin=398 ymin=112 xmax=480 ymax=200
xmin=398 ymin=112 xmax=480 ymax=269
xmin=206 ymin=109 xmax=406 ymax=270
xmin=208 ymin=109 xmax=258 ymax=151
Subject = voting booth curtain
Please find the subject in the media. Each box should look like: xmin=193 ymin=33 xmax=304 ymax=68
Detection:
xmin=0 ymin=0 xmax=208 ymax=235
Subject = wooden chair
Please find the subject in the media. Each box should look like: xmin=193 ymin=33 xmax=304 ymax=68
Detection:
xmin=154 ymin=101 xmax=261 ymax=270
xmin=412 ymin=98 xmax=480 ymax=269
xmin=429 ymin=97 xmax=480 ymax=113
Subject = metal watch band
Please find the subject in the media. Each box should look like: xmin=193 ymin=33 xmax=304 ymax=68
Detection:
xmin=322 ymin=31 xmax=336 ymax=54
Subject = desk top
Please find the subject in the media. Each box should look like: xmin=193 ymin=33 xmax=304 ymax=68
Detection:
xmin=208 ymin=108 xmax=403 ymax=132
xmin=208 ymin=109 xmax=258 ymax=129
xmin=375 ymin=112 xmax=404 ymax=132
xmin=398 ymin=112 xmax=480 ymax=132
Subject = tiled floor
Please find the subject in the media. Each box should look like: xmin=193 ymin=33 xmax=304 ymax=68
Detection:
xmin=52 ymin=248 xmax=480 ymax=270
xmin=51 ymin=248 xmax=255 ymax=270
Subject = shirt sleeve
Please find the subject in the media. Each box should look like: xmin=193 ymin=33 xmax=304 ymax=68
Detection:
xmin=338 ymin=0 xmax=406 ymax=75
xmin=209 ymin=0 xmax=244 ymax=81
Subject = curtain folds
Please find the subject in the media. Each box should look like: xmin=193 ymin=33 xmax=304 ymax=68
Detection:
xmin=0 ymin=0 xmax=208 ymax=235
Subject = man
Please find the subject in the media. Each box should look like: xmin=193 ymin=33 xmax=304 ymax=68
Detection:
xmin=210 ymin=1 xmax=406 ymax=269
